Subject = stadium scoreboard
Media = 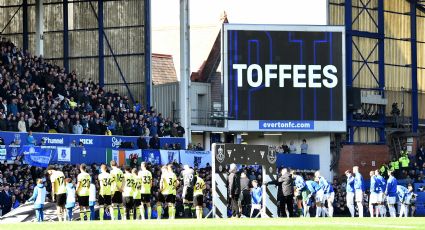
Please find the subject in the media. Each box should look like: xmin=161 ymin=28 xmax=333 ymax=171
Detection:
xmin=223 ymin=24 xmax=346 ymax=132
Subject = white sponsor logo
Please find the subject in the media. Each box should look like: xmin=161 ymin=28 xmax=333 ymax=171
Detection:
xmin=260 ymin=151 xmax=265 ymax=159
xmin=227 ymin=150 xmax=232 ymax=158
xmin=79 ymin=139 xmax=94 ymax=145
xmin=42 ymin=137 xmax=64 ymax=145
xmin=233 ymin=64 xmax=338 ymax=88
xmin=267 ymin=150 xmax=277 ymax=164
xmin=111 ymin=137 xmax=123 ymax=148
xmin=216 ymin=146 xmax=225 ymax=163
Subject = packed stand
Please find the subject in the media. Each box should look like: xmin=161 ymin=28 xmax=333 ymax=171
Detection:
xmin=0 ymin=37 xmax=184 ymax=138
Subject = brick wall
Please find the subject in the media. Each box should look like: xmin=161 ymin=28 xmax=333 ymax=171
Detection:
xmin=337 ymin=144 xmax=391 ymax=177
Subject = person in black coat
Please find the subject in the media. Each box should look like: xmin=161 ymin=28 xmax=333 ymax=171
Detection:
xmin=267 ymin=168 xmax=294 ymax=217
xmin=137 ymin=135 xmax=148 ymax=149
xmin=228 ymin=163 xmax=240 ymax=217
xmin=416 ymin=145 xmax=425 ymax=169
xmin=0 ymin=185 xmax=12 ymax=215
xmin=149 ymin=134 xmax=160 ymax=149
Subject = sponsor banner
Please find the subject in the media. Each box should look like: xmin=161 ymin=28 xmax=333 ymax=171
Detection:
xmin=21 ymin=146 xmax=54 ymax=168
xmin=0 ymin=131 xmax=185 ymax=149
xmin=0 ymin=147 xmax=6 ymax=161
xmin=160 ymin=150 xmax=180 ymax=165
xmin=259 ymin=120 xmax=314 ymax=130
xmin=57 ymin=147 xmax=71 ymax=162
xmin=0 ymin=202 xmax=103 ymax=222
xmin=275 ymin=153 xmax=320 ymax=170
xmin=180 ymin=150 xmax=211 ymax=169
xmin=142 ymin=149 xmax=161 ymax=165
xmin=105 ymin=149 xmax=142 ymax=166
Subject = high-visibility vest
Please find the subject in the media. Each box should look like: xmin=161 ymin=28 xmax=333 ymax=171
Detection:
xmin=392 ymin=161 xmax=400 ymax=170
xmin=399 ymin=156 xmax=410 ymax=168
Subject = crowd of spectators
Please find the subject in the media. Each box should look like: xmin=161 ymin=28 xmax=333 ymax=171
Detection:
xmin=0 ymin=37 xmax=184 ymax=138
xmin=269 ymin=139 xmax=309 ymax=154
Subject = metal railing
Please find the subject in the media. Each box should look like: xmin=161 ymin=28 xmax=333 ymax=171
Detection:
xmin=173 ymin=109 xmax=230 ymax=127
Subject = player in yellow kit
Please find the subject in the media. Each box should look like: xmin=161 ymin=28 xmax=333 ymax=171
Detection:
xmin=47 ymin=165 xmax=67 ymax=221
xmin=98 ymin=164 xmax=112 ymax=220
xmin=193 ymin=172 xmax=206 ymax=219
xmin=123 ymin=166 xmax=135 ymax=220
xmin=76 ymin=164 xmax=91 ymax=221
xmin=110 ymin=160 xmax=124 ymax=220
xmin=139 ymin=162 xmax=153 ymax=219
xmin=161 ymin=164 xmax=179 ymax=219
xmin=157 ymin=166 xmax=168 ymax=219
xmin=132 ymin=168 xmax=142 ymax=220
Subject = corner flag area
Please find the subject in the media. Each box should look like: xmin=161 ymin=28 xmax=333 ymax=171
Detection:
xmin=1 ymin=218 xmax=425 ymax=230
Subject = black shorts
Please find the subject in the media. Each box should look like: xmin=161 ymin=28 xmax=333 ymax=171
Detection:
xmin=78 ymin=196 xmax=89 ymax=207
xmin=55 ymin=193 xmax=66 ymax=206
xmin=123 ymin=197 xmax=134 ymax=209
xmin=183 ymin=187 xmax=194 ymax=201
xmin=133 ymin=199 xmax=141 ymax=207
xmin=99 ymin=195 xmax=112 ymax=206
xmin=157 ymin=193 xmax=165 ymax=203
xmin=112 ymin=191 xmax=123 ymax=204
xmin=193 ymin=195 xmax=203 ymax=207
xmin=141 ymin=194 xmax=151 ymax=203
xmin=165 ymin=194 xmax=176 ymax=203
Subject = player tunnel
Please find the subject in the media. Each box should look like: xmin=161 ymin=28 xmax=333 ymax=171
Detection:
xmin=211 ymin=143 xmax=278 ymax=218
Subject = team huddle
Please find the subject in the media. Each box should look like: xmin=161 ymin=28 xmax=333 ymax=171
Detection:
xmin=291 ymin=166 xmax=415 ymax=218
xmin=26 ymin=161 xmax=206 ymax=222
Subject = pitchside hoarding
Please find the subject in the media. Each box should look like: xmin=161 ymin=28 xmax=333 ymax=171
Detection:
xmin=223 ymin=24 xmax=346 ymax=132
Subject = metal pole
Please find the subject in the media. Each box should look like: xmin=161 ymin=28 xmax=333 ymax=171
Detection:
xmin=378 ymin=0 xmax=385 ymax=143
xmin=35 ymin=0 xmax=44 ymax=56
xmin=180 ymin=0 xmax=191 ymax=146
xmin=22 ymin=0 xmax=29 ymax=52
xmin=98 ymin=0 xmax=104 ymax=88
xmin=63 ymin=0 xmax=69 ymax=73
xmin=410 ymin=0 xmax=418 ymax=133
xmin=345 ymin=0 xmax=353 ymax=143
xmin=144 ymin=0 xmax=152 ymax=109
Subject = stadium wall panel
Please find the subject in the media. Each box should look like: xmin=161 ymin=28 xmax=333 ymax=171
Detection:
xmin=152 ymin=82 xmax=179 ymax=120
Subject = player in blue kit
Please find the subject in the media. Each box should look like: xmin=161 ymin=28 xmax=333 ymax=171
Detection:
xmin=304 ymin=180 xmax=321 ymax=217
xmin=292 ymin=170 xmax=306 ymax=216
xmin=397 ymin=184 xmax=415 ymax=217
xmin=369 ymin=171 xmax=378 ymax=217
xmin=385 ymin=170 xmax=398 ymax=217
xmin=314 ymin=171 xmax=334 ymax=217
xmin=345 ymin=170 xmax=355 ymax=217
xmin=374 ymin=170 xmax=386 ymax=217
xmin=353 ymin=166 xmax=364 ymax=217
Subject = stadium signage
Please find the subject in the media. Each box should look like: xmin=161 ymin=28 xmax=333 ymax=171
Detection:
xmin=79 ymin=138 xmax=94 ymax=145
xmin=233 ymin=64 xmax=338 ymax=88
xmin=0 ymin=131 xmax=185 ymax=149
xmin=42 ymin=137 xmax=64 ymax=145
xmin=224 ymin=24 xmax=346 ymax=132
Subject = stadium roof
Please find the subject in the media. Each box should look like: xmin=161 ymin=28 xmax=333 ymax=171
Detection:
xmin=152 ymin=53 xmax=178 ymax=85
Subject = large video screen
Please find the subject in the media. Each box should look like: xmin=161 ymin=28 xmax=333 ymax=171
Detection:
xmin=223 ymin=24 xmax=346 ymax=132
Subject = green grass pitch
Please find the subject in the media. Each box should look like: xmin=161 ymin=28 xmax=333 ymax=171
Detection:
xmin=1 ymin=218 xmax=425 ymax=230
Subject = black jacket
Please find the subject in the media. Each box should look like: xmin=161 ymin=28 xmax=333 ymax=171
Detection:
xmin=269 ymin=172 xmax=293 ymax=196
xmin=228 ymin=172 xmax=240 ymax=197
xmin=240 ymin=177 xmax=250 ymax=191
xmin=137 ymin=137 xmax=148 ymax=149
